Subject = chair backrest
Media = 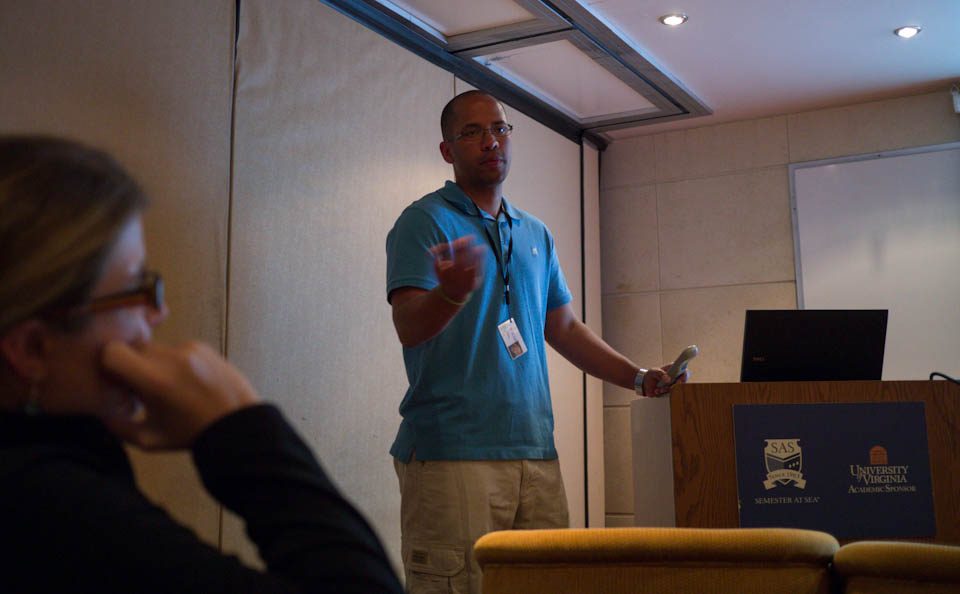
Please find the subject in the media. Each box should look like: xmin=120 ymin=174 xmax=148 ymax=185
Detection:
xmin=833 ymin=541 xmax=960 ymax=594
xmin=474 ymin=527 xmax=839 ymax=594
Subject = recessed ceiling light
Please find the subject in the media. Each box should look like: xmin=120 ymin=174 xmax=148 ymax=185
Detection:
xmin=894 ymin=26 xmax=921 ymax=39
xmin=659 ymin=14 xmax=688 ymax=27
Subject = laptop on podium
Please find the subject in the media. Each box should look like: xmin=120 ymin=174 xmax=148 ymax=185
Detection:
xmin=740 ymin=309 xmax=888 ymax=382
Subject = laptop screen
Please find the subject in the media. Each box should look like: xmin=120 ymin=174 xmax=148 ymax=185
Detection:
xmin=740 ymin=309 xmax=888 ymax=382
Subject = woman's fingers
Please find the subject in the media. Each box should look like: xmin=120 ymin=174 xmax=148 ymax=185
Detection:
xmin=101 ymin=341 xmax=172 ymax=401
xmin=98 ymin=340 xmax=259 ymax=450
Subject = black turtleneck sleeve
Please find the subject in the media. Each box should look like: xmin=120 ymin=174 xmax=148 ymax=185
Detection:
xmin=0 ymin=404 xmax=403 ymax=594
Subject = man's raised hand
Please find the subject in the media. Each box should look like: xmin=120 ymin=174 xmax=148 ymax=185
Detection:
xmin=430 ymin=235 xmax=486 ymax=303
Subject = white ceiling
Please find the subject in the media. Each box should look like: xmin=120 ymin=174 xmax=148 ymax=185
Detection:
xmin=583 ymin=0 xmax=960 ymax=138
xmin=374 ymin=0 xmax=959 ymax=140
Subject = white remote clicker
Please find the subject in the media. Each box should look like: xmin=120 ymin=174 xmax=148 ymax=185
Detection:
xmin=658 ymin=344 xmax=699 ymax=387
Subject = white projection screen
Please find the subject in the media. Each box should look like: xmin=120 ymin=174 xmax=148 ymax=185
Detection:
xmin=791 ymin=143 xmax=960 ymax=380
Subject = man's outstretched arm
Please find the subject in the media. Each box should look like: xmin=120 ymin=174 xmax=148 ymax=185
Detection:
xmin=544 ymin=303 xmax=676 ymax=396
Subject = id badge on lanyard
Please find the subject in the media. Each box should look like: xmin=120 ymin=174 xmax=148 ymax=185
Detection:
xmin=480 ymin=203 xmax=527 ymax=360
xmin=498 ymin=318 xmax=527 ymax=360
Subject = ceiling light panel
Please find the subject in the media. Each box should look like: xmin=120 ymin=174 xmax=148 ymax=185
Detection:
xmin=475 ymin=39 xmax=658 ymax=121
xmin=329 ymin=0 xmax=712 ymax=144
xmin=383 ymin=0 xmax=535 ymax=36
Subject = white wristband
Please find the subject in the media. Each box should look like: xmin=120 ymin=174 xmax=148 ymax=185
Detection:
xmin=634 ymin=368 xmax=648 ymax=396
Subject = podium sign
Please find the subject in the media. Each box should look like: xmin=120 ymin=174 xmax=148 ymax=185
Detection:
xmin=733 ymin=402 xmax=935 ymax=538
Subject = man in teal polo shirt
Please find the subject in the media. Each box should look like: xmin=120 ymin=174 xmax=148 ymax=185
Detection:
xmin=386 ymin=91 xmax=679 ymax=594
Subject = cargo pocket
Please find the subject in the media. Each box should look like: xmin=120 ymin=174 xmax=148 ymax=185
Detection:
xmin=405 ymin=542 xmax=467 ymax=594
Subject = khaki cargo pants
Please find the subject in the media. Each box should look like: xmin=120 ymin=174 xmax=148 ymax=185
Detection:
xmin=394 ymin=457 xmax=569 ymax=594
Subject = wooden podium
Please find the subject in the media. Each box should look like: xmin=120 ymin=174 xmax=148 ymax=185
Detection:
xmin=670 ymin=381 xmax=960 ymax=543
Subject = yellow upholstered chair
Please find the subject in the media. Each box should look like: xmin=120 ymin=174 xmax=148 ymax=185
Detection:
xmin=833 ymin=541 xmax=960 ymax=594
xmin=474 ymin=527 xmax=839 ymax=594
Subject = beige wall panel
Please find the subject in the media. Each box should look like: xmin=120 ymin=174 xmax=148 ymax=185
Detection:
xmin=630 ymin=397 xmax=674 ymax=527
xmin=605 ymin=514 xmax=636 ymax=527
xmin=499 ymin=96 xmax=587 ymax=529
xmin=658 ymin=167 xmax=795 ymax=290
xmin=500 ymin=113 xmax=582 ymax=311
xmin=600 ymin=135 xmax=657 ymax=190
xmin=788 ymin=91 xmax=960 ymax=163
xmin=600 ymin=185 xmax=660 ymax=294
xmin=220 ymin=507 xmax=260 ymax=565
xmin=603 ymin=406 xmax=632 ymax=514
xmin=0 ymin=0 xmax=234 ymax=545
xmin=229 ymin=0 xmax=453 ymax=567
xmin=660 ymin=283 xmax=797 ymax=383
xmin=601 ymin=293 xmax=662 ymax=406
xmin=583 ymin=145 xmax=605 ymax=526
xmin=654 ymin=116 xmax=789 ymax=183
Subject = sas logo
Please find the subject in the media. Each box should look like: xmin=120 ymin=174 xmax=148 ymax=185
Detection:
xmin=763 ymin=439 xmax=807 ymax=490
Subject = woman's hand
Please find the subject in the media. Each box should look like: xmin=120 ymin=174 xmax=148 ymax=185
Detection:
xmin=99 ymin=340 xmax=260 ymax=450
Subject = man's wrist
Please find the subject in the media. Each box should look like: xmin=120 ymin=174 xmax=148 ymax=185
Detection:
xmin=634 ymin=368 xmax=649 ymax=396
xmin=436 ymin=285 xmax=470 ymax=307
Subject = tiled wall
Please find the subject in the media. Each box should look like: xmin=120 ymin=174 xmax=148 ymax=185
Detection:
xmin=599 ymin=90 xmax=960 ymax=527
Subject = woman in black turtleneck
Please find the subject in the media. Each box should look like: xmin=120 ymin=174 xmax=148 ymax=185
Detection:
xmin=0 ymin=136 xmax=403 ymax=594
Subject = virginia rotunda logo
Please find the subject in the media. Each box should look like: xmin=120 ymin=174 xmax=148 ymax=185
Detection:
xmin=847 ymin=445 xmax=916 ymax=494
xmin=763 ymin=439 xmax=807 ymax=489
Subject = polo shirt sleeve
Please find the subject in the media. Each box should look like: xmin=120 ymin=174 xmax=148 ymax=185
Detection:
xmin=545 ymin=229 xmax=572 ymax=311
xmin=386 ymin=205 xmax=442 ymax=302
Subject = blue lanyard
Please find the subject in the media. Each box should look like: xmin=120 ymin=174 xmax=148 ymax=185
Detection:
xmin=477 ymin=203 xmax=513 ymax=306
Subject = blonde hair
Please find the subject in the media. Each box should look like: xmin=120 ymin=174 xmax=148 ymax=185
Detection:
xmin=0 ymin=136 xmax=148 ymax=335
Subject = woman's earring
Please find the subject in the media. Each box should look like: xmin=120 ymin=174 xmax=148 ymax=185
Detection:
xmin=23 ymin=381 xmax=42 ymax=416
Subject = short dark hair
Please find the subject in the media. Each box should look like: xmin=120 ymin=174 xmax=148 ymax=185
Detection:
xmin=440 ymin=90 xmax=502 ymax=141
